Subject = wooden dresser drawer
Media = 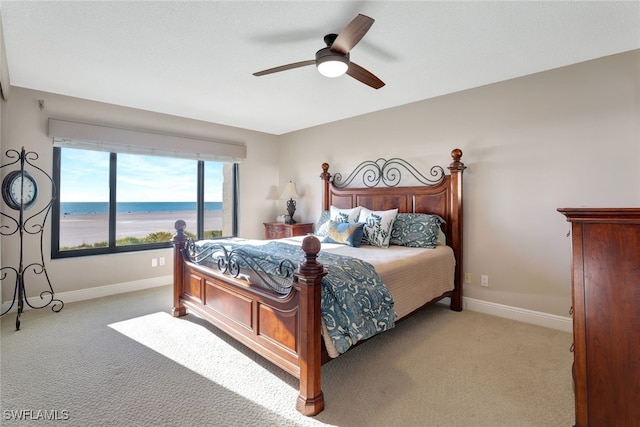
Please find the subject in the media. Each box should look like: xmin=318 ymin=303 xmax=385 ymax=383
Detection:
xmin=264 ymin=223 xmax=313 ymax=239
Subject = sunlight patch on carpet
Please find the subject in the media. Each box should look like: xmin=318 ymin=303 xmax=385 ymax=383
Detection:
xmin=108 ymin=312 xmax=329 ymax=426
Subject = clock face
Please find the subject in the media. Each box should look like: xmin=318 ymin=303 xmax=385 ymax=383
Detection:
xmin=2 ymin=170 xmax=39 ymax=210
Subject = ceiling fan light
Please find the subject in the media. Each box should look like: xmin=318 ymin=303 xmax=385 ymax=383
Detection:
xmin=315 ymin=48 xmax=349 ymax=78
xmin=317 ymin=58 xmax=348 ymax=78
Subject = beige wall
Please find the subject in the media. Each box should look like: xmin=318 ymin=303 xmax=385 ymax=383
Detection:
xmin=2 ymin=50 xmax=638 ymax=319
xmin=278 ymin=50 xmax=640 ymax=317
xmin=0 ymin=79 xmax=4 ymax=305
xmin=1 ymin=88 xmax=279 ymax=298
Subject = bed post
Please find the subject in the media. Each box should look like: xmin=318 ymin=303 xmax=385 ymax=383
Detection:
xmin=448 ymin=149 xmax=466 ymax=312
xmin=171 ymin=220 xmax=188 ymax=317
xmin=294 ymin=235 xmax=327 ymax=416
xmin=320 ymin=163 xmax=331 ymax=211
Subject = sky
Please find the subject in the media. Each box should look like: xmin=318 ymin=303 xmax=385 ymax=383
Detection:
xmin=60 ymin=148 xmax=223 ymax=202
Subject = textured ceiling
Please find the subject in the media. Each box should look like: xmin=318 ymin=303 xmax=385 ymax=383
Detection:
xmin=1 ymin=1 xmax=639 ymax=135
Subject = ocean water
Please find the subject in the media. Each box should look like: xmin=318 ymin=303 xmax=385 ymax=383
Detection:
xmin=61 ymin=201 xmax=223 ymax=215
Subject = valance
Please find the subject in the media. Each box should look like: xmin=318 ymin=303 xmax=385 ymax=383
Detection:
xmin=48 ymin=119 xmax=246 ymax=162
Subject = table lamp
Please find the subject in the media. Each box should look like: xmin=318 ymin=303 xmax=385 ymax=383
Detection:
xmin=281 ymin=181 xmax=300 ymax=224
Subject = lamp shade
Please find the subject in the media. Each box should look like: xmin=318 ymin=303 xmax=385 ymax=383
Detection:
xmin=281 ymin=181 xmax=300 ymax=199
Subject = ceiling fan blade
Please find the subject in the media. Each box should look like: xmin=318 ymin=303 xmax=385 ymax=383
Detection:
xmin=346 ymin=62 xmax=385 ymax=89
xmin=253 ymin=60 xmax=315 ymax=76
xmin=331 ymin=14 xmax=374 ymax=55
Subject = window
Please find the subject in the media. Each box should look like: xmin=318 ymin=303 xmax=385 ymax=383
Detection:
xmin=51 ymin=147 xmax=238 ymax=258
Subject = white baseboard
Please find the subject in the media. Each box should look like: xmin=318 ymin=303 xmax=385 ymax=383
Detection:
xmin=1 ymin=275 xmax=172 ymax=314
xmin=438 ymin=297 xmax=573 ymax=333
xmin=4 ymin=278 xmax=573 ymax=334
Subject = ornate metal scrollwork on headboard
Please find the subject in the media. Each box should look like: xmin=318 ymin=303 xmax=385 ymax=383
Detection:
xmin=332 ymin=157 xmax=445 ymax=188
xmin=185 ymin=240 xmax=296 ymax=295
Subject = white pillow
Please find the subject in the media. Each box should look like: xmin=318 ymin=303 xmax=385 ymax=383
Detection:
xmin=316 ymin=206 xmax=362 ymax=237
xmin=329 ymin=205 xmax=361 ymax=224
xmin=358 ymin=207 xmax=398 ymax=248
xmin=438 ymin=227 xmax=447 ymax=245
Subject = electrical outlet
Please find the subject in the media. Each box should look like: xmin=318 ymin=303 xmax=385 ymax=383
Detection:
xmin=464 ymin=273 xmax=471 ymax=284
xmin=159 ymin=257 xmax=165 ymax=266
xmin=481 ymin=275 xmax=489 ymax=287
xmin=151 ymin=258 xmax=158 ymax=267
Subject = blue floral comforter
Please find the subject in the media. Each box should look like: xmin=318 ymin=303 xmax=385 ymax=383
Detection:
xmin=198 ymin=240 xmax=396 ymax=353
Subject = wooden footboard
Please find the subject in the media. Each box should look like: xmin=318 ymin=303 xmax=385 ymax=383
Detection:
xmin=172 ymin=223 xmax=327 ymax=415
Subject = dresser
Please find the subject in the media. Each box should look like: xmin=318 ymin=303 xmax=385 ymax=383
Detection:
xmin=558 ymin=208 xmax=640 ymax=427
xmin=263 ymin=222 xmax=313 ymax=240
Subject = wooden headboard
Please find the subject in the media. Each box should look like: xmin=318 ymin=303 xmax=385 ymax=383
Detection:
xmin=319 ymin=149 xmax=466 ymax=311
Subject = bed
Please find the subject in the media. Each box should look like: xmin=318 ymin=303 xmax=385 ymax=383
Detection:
xmin=171 ymin=148 xmax=466 ymax=415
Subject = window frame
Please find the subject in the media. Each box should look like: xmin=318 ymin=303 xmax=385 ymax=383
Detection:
xmin=51 ymin=147 xmax=238 ymax=259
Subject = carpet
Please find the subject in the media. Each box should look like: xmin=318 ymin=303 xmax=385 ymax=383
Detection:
xmin=0 ymin=285 xmax=574 ymax=426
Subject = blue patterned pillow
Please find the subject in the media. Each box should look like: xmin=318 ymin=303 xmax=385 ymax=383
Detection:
xmin=390 ymin=213 xmax=445 ymax=248
xmin=314 ymin=210 xmax=331 ymax=236
xmin=322 ymin=221 xmax=365 ymax=247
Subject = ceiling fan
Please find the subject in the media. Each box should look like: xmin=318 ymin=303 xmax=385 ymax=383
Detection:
xmin=252 ymin=14 xmax=385 ymax=89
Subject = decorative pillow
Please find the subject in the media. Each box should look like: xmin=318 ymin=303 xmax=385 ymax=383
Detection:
xmin=437 ymin=227 xmax=447 ymax=245
xmin=322 ymin=221 xmax=365 ymax=247
xmin=358 ymin=207 xmax=398 ymax=248
xmin=390 ymin=213 xmax=445 ymax=248
xmin=315 ymin=207 xmax=361 ymax=237
xmin=330 ymin=205 xmax=361 ymax=224
xmin=314 ymin=210 xmax=331 ymax=236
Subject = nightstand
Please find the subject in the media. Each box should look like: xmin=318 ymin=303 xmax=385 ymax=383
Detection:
xmin=264 ymin=222 xmax=313 ymax=239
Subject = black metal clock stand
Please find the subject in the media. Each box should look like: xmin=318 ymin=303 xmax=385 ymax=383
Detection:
xmin=1 ymin=147 xmax=63 ymax=330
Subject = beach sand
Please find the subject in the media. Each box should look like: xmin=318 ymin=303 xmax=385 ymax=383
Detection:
xmin=60 ymin=210 xmax=222 ymax=248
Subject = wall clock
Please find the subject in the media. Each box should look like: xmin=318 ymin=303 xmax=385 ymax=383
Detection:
xmin=2 ymin=169 xmax=39 ymax=210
